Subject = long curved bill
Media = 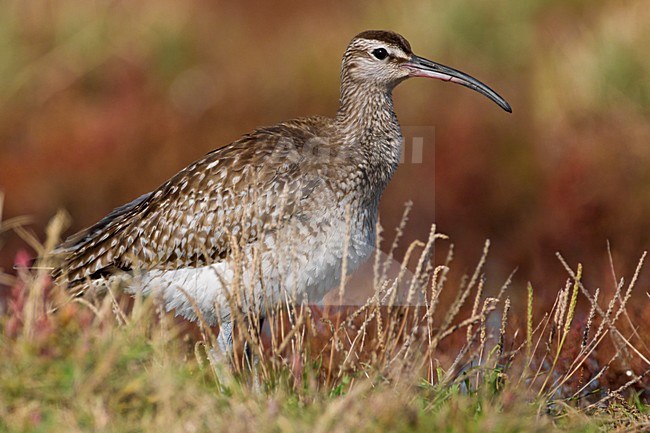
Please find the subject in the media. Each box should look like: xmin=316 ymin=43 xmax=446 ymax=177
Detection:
xmin=404 ymin=55 xmax=512 ymax=113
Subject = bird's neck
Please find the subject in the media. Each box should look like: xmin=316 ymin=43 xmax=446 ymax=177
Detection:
xmin=335 ymin=78 xmax=398 ymax=133
xmin=335 ymin=78 xmax=403 ymax=191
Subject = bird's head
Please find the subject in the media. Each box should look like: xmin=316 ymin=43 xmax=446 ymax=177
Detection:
xmin=342 ymin=30 xmax=511 ymax=113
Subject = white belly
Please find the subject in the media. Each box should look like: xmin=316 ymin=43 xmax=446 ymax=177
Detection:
xmin=129 ymin=215 xmax=375 ymax=325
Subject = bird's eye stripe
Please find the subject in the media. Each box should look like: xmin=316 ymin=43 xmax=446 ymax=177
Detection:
xmin=372 ymin=48 xmax=388 ymax=60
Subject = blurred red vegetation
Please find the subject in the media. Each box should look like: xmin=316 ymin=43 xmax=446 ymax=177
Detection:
xmin=4 ymin=249 xmax=94 ymax=352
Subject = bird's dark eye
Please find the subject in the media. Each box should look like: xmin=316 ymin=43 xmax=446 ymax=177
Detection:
xmin=372 ymin=48 xmax=388 ymax=60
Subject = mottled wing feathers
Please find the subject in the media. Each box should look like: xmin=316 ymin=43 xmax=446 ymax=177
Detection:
xmin=54 ymin=116 xmax=332 ymax=286
xmin=53 ymin=192 xmax=152 ymax=255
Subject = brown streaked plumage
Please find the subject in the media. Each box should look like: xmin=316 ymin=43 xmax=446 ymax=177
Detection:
xmin=53 ymin=30 xmax=511 ymax=354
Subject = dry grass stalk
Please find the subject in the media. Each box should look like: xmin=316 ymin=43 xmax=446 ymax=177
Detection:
xmin=2 ymin=201 xmax=649 ymax=431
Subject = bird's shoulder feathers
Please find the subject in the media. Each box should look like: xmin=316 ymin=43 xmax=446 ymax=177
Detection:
xmin=54 ymin=116 xmax=337 ymax=285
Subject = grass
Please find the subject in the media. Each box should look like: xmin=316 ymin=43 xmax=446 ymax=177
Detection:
xmin=1 ymin=207 xmax=649 ymax=432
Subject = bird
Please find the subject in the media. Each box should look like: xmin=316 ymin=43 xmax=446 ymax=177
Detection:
xmin=52 ymin=30 xmax=511 ymax=354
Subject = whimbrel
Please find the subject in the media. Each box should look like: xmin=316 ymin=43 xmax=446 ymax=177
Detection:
xmin=53 ymin=30 xmax=511 ymax=353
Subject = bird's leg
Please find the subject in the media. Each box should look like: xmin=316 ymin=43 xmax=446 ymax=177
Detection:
xmin=243 ymin=314 xmax=265 ymax=392
xmin=243 ymin=315 xmax=265 ymax=365
xmin=205 ymin=319 xmax=235 ymax=388
xmin=216 ymin=320 xmax=234 ymax=357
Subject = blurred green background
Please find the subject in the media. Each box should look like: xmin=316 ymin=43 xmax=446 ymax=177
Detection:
xmin=1 ymin=0 xmax=650 ymax=304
